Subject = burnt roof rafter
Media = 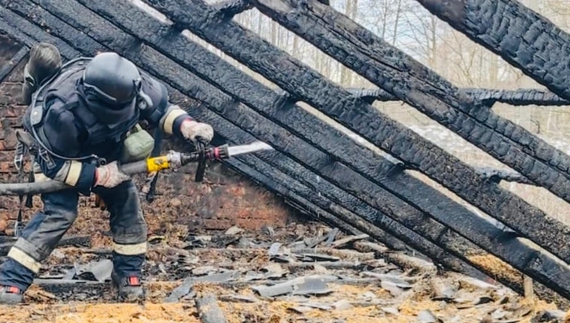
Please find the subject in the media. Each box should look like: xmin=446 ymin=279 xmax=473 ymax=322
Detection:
xmin=414 ymin=0 xmax=570 ymax=104
xmin=347 ymin=87 xmax=570 ymax=107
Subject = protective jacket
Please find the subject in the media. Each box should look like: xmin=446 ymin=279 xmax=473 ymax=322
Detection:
xmin=21 ymin=57 xmax=193 ymax=193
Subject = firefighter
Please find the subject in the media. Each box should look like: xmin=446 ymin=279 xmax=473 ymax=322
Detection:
xmin=0 ymin=50 xmax=214 ymax=304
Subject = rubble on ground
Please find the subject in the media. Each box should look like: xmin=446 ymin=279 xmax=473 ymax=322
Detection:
xmin=0 ymin=222 xmax=567 ymax=323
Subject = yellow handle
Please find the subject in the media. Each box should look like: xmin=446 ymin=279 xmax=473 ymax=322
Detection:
xmin=146 ymin=156 xmax=170 ymax=172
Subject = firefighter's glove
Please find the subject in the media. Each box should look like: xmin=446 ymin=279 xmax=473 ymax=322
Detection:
xmin=94 ymin=161 xmax=130 ymax=188
xmin=180 ymin=119 xmax=214 ymax=144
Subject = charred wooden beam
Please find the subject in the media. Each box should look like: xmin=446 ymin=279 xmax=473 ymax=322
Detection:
xmin=213 ymin=0 xmax=253 ymax=18
xmin=474 ymin=167 xmax=534 ymax=185
xmin=347 ymin=87 xmax=570 ymax=107
xmin=282 ymin=197 xmax=369 ymax=240
xmin=0 ymin=46 xmax=28 ymax=83
xmin=413 ymin=0 xmax=570 ymax=104
xmin=0 ymin=6 xmax=79 ymax=59
xmin=246 ymin=0 xmax=570 ymax=204
xmin=139 ymin=0 xmax=570 ymax=267
xmin=22 ymin=0 xmax=570 ymax=300
xmin=8 ymin=0 xmax=564 ymax=299
xmin=462 ymin=88 xmax=569 ymax=107
xmin=346 ymin=87 xmax=396 ymax=103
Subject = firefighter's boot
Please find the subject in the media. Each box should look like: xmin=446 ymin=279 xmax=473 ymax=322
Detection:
xmin=111 ymin=271 xmax=144 ymax=302
xmin=0 ymin=285 xmax=24 ymax=305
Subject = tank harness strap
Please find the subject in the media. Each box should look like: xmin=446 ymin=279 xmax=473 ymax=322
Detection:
xmin=13 ymin=130 xmax=40 ymax=237
xmin=13 ymin=141 xmax=26 ymax=237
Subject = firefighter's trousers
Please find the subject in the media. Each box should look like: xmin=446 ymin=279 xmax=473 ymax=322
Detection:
xmin=0 ymin=179 xmax=147 ymax=291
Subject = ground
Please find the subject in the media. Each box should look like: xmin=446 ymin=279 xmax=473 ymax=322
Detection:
xmin=0 ymin=218 xmax=567 ymax=323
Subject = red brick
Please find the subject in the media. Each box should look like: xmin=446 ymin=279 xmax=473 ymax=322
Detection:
xmin=2 ymin=129 xmax=17 ymax=150
xmin=202 ymin=219 xmax=232 ymax=230
xmin=235 ymin=218 xmax=274 ymax=230
xmin=0 ymin=106 xmax=26 ymax=119
xmin=0 ymin=83 xmax=23 ymax=106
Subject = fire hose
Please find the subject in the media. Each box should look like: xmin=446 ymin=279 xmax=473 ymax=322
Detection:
xmin=0 ymin=141 xmax=273 ymax=196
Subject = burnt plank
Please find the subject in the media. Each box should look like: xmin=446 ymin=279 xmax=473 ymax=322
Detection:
xmin=140 ymin=0 xmax=570 ymax=266
xmin=474 ymin=167 xmax=534 ymax=185
xmin=462 ymin=88 xmax=570 ymax=107
xmin=193 ymin=289 xmax=229 ymax=323
xmin=414 ymin=0 xmax=570 ymax=103
xmin=1 ymin=0 xmax=129 ymax=53
xmin=249 ymin=0 xmax=570 ymax=203
xmin=0 ymin=5 xmax=79 ymax=59
xmin=349 ymin=87 xmax=570 ymax=107
xmin=213 ymin=0 xmax=254 ymax=18
xmin=19 ymin=0 xmax=570 ymax=299
xmin=346 ymin=87 xmax=397 ymax=103
xmin=0 ymin=234 xmax=91 ymax=256
xmin=0 ymin=46 xmax=28 ymax=83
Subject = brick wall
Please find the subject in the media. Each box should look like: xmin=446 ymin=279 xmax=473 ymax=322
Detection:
xmin=0 ymin=35 xmax=300 ymax=237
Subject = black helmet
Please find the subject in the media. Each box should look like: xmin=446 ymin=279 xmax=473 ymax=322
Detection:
xmin=82 ymin=52 xmax=141 ymax=107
